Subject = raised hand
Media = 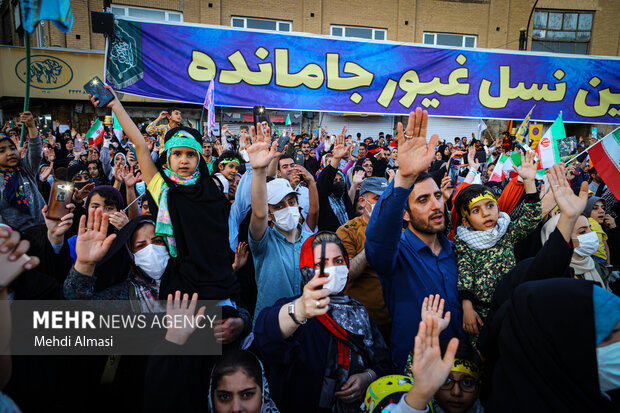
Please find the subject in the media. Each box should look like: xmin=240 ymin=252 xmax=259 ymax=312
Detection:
xmin=247 ymin=125 xmax=276 ymax=170
xmin=232 ymin=241 xmax=249 ymax=271
xmin=295 ymin=273 xmax=331 ymax=322
xmin=108 ymin=210 xmax=129 ymax=230
xmin=42 ymin=204 xmax=75 ymax=245
xmin=164 ymin=291 xmax=206 ymax=345
xmin=88 ymin=84 xmax=120 ymax=110
xmin=294 ymin=164 xmax=314 ymax=184
xmin=513 ymin=150 xmax=537 ymax=181
xmin=352 ymin=169 xmax=366 ymax=188
xmin=467 ymin=146 xmax=480 ymax=171
xmin=74 ymin=209 xmax=116 ymax=273
xmin=546 ymin=163 xmax=588 ymax=219
xmin=395 ymin=108 xmax=439 ymax=186
xmin=331 ymin=126 xmax=349 ymax=160
xmin=120 ymin=165 xmax=141 ymax=188
xmin=73 ymin=182 xmax=95 ymax=204
xmin=420 ymin=294 xmax=451 ymax=335
xmin=404 ymin=316 xmax=459 ymax=410
xmin=441 ymin=174 xmax=453 ymax=202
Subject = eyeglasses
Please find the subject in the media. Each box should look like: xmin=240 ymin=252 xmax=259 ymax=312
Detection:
xmin=9 ymin=132 xmax=17 ymax=136
xmin=439 ymin=376 xmax=479 ymax=393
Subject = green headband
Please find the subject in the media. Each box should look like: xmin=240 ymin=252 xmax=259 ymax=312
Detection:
xmin=164 ymin=131 xmax=202 ymax=154
xmin=220 ymin=157 xmax=240 ymax=165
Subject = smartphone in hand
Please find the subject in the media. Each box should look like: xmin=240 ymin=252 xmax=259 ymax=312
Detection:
xmin=83 ymin=76 xmax=114 ymax=107
xmin=277 ymin=135 xmax=289 ymax=153
xmin=46 ymin=180 xmax=74 ymax=220
xmin=294 ymin=152 xmax=305 ymax=166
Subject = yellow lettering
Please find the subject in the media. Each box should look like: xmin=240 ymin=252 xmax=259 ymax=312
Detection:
xmin=573 ymin=84 xmax=620 ymax=118
xmin=187 ymin=51 xmax=216 ymax=82
xmin=377 ymin=79 xmax=398 ymax=108
xmin=325 ymin=53 xmax=373 ymax=91
xmin=478 ymin=66 xmax=567 ymax=109
xmin=219 ymin=50 xmax=272 ymax=86
xmin=274 ymin=49 xmax=324 ymax=89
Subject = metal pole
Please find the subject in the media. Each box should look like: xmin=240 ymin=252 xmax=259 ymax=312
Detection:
xmin=524 ymin=0 xmax=540 ymax=51
xmin=19 ymin=33 xmax=31 ymax=146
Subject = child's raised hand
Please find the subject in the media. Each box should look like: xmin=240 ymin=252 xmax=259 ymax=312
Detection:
xmin=513 ymin=150 xmax=537 ymax=181
xmin=420 ymin=294 xmax=451 ymax=335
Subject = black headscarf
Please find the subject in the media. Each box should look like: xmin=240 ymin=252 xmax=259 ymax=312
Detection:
xmin=93 ymin=214 xmax=157 ymax=291
xmin=486 ymin=278 xmax=617 ymax=412
xmin=156 ymin=126 xmax=239 ymax=301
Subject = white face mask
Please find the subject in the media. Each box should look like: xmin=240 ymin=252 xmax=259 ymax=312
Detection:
xmin=365 ymin=200 xmax=376 ymax=217
xmin=272 ymin=206 xmax=300 ymax=232
xmin=574 ymin=231 xmax=599 ymax=257
xmin=597 ymin=341 xmax=620 ymax=393
xmin=317 ymin=265 xmax=349 ymax=295
xmin=133 ymin=244 xmax=169 ymax=280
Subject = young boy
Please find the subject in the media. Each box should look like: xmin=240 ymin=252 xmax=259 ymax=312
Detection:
xmin=453 ymin=152 xmax=541 ymax=337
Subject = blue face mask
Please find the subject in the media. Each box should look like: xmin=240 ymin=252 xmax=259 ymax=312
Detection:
xmin=597 ymin=341 xmax=620 ymax=393
xmin=135 ymin=181 xmax=146 ymax=196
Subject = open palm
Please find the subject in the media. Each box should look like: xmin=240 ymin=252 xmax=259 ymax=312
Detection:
xmin=412 ymin=316 xmax=459 ymax=399
xmin=75 ymin=209 xmax=116 ymax=265
xmin=247 ymin=125 xmax=276 ymax=169
xmin=397 ymin=108 xmax=439 ymax=178
xmin=547 ymin=163 xmax=588 ymax=218
xmin=420 ymin=294 xmax=451 ymax=334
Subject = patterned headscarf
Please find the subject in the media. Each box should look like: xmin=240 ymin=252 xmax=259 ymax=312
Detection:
xmin=0 ymin=134 xmax=30 ymax=216
xmin=155 ymin=130 xmax=202 ymax=257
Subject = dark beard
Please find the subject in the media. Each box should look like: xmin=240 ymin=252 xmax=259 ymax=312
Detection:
xmin=409 ymin=213 xmax=445 ymax=235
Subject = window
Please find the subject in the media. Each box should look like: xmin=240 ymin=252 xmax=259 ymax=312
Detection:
xmin=531 ymin=10 xmax=592 ymax=54
xmin=331 ymin=26 xmax=386 ymax=41
xmin=231 ymin=17 xmax=291 ymax=32
xmin=111 ymin=5 xmax=183 ymax=22
xmin=423 ymin=33 xmax=477 ymax=48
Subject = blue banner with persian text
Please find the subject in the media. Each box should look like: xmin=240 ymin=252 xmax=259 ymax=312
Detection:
xmin=105 ymin=18 xmax=620 ymax=123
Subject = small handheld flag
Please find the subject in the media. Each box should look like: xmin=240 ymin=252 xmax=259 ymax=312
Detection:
xmin=515 ymin=105 xmax=536 ymax=145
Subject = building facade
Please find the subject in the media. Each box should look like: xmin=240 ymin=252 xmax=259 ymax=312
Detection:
xmin=1 ymin=0 xmax=618 ymax=138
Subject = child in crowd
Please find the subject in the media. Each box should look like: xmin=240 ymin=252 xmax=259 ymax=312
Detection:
xmin=89 ymin=85 xmax=239 ymax=303
xmin=0 ymin=112 xmax=46 ymax=233
xmin=453 ymin=151 xmax=541 ymax=337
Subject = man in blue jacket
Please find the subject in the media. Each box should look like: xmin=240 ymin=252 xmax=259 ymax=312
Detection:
xmin=365 ymin=108 xmax=465 ymax=371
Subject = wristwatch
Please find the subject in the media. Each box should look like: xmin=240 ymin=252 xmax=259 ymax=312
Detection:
xmin=288 ymin=301 xmax=306 ymax=325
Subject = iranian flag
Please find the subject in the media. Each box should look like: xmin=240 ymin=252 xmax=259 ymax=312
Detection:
xmin=489 ymin=152 xmax=522 ymax=182
xmin=588 ymin=128 xmax=620 ymax=199
xmin=86 ymin=118 xmax=104 ymax=146
xmin=535 ymin=114 xmax=564 ymax=169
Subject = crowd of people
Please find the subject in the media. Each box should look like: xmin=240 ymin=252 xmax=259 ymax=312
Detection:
xmin=0 ymin=84 xmax=618 ymax=413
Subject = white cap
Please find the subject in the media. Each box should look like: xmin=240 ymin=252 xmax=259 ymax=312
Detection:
xmin=267 ymin=178 xmax=299 ymax=205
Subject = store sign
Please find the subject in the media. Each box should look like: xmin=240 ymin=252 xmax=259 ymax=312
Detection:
xmin=15 ymin=55 xmax=73 ymax=90
xmin=106 ymin=18 xmax=620 ymax=123
xmin=0 ymin=46 xmax=159 ymax=103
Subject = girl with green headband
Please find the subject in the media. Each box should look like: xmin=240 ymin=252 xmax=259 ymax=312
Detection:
xmin=89 ymin=86 xmax=240 ymax=303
